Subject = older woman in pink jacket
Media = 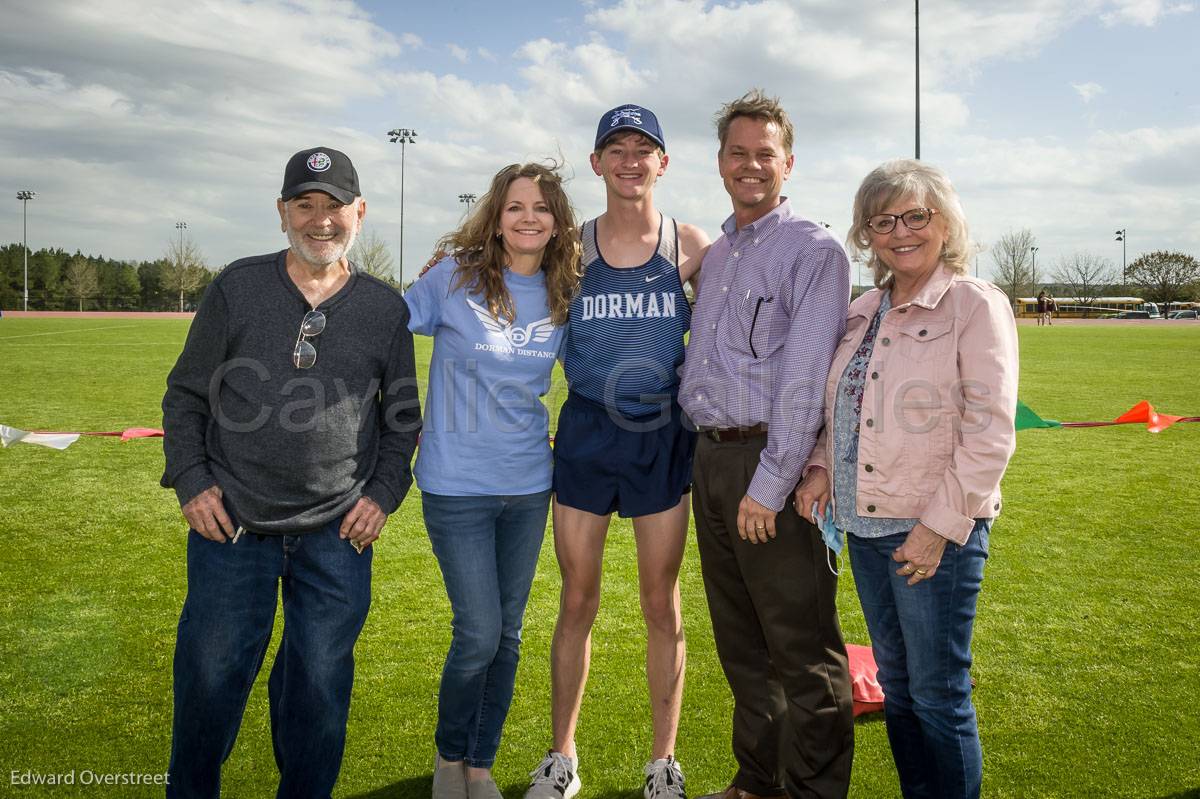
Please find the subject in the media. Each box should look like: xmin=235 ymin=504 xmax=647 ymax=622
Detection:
xmin=796 ymin=159 xmax=1018 ymax=799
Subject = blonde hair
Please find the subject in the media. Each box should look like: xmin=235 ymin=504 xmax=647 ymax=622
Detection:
xmin=714 ymin=88 xmax=795 ymax=155
xmin=847 ymin=159 xmax=971 ymax=288
xmin=437 ymin=162 xmax=581 ymax=326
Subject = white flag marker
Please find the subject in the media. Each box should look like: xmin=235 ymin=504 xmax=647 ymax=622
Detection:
xmin=0 ymin=424 xmax=81 ymax=450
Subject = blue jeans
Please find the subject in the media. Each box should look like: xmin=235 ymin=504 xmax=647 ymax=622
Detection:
xmin=848 ymin=519 xmax=991 ymax=799
xmin=422 ymin=490 xmax=550 ymax=768
xmin=167 ymin=516 xmax=372 ymax=799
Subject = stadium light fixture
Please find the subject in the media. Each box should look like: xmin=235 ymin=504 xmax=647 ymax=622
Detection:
xmin=16 ymin=190 xmax=36 ymax=311
xmin=1114 ymin=229 xmax=1126 ymax=285
xmin=387 ymin=128 xmax=418 ymax=285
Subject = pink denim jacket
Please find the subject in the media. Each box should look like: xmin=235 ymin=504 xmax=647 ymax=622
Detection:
xmin=805 ymin=264 xmax=1019 ymax=545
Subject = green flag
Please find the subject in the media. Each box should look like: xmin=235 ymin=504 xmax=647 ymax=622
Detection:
xmin=1015 ymin=399 xmax=1061 ymax=430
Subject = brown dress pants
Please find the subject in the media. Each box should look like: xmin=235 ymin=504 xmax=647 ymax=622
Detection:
xmin=692 ymin=434 xmax=854 ymax=798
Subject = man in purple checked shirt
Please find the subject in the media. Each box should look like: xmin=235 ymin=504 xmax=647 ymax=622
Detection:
xmin=680 ymin=89 xmax=854 ymax=799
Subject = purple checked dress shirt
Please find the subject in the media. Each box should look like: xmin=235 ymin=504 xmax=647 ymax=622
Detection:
xmin=679 ymin=198 xmax=850 ymax=511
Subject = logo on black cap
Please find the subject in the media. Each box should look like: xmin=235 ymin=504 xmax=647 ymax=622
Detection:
xmin=307 ymin=152 xmax=332 ymax=172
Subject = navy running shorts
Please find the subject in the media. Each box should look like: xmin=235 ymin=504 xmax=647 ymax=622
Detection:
xmin=552 ymin=392 xmax=697 ymax=519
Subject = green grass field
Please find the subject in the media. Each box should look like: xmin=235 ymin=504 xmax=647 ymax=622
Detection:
xmin=1 ymin=317 xmax=1198 ymax=798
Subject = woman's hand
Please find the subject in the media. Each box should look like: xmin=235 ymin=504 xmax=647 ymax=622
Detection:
xmin=794 ymin=467 xmax=830 ymax=524
xmin=892 ymin=523 xmax=949 ymax=585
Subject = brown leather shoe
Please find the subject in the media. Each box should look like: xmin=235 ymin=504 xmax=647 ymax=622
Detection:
xmin=696 ymin=786 xmax=786 ymax=799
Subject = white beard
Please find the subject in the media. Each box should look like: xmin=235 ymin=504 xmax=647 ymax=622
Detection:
xmin=286 ymin=222 xmax=359 ymax=269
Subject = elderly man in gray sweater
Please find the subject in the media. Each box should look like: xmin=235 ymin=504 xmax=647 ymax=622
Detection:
xmin=160 ymin=146 xmax=420 ymax=799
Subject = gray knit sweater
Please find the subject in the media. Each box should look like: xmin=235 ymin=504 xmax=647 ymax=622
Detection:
xmin=161 ymin=250 xmax=420 ymax=532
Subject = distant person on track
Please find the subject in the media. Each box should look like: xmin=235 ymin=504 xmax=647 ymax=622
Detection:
xmin=1036 ymin=290 xmax=1053 ymax=326
xmin=161 ymin=146 xmax=421 ymax=798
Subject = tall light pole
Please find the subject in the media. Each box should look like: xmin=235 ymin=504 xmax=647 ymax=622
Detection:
xmin=1030 ymin=246 xmax=1038 ymax=282
xmin=175 ymin=221 xmax=188 ymax=313
xmin=388 ymin=128 xmax=418 ymax=285
xmin=1114 ymin=229 xmax=1126 ymax=285
xmin=914 ymin=0 xmax=921 ymax=159
xmin=16 ymin=190 xmax=36 ymax=311
xmin=458 ymin=193 xmax=477 ymax=216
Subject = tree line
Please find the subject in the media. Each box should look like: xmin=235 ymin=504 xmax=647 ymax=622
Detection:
xmin=8 ymin=225 xmax=1193 ymax=314
xmin=0 ymin=227 xmax=401 ymax=312
xmin=989 ymin=229 xmax=1200 ymax=313
xmin=0 ymin=241 xmax=214 ymax=312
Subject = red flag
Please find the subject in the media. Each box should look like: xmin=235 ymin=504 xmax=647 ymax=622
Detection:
xmin=120 ymin=427 xmax=165 ymax=441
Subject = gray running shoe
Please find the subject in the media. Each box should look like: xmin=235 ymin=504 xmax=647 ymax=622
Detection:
xmin=524 ymin=750 xmax=581 ymax=799
xmin=643 ymin=756 xmax=686 ymax=799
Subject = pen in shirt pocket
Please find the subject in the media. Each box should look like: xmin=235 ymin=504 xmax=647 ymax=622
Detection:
xmin=749 ymin=295 xmax=774 ymax=358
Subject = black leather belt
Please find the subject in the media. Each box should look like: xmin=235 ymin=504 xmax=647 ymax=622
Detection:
xmin=699 ymin=423 xmax=768 ymax=442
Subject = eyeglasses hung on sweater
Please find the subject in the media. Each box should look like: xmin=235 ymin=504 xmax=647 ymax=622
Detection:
xmin=293 ymin=310 xmax=326 ymax=369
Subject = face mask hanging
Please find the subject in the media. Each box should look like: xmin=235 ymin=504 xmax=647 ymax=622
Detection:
xmin=812 ymin=501 xmax=844 ymax=576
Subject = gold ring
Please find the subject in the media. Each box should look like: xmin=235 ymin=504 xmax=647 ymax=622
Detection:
xmin=915 ymin=568 xmax=928 ymax=575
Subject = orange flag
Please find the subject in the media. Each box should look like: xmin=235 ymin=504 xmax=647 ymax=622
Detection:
xmin=1113 ymin=400 xmax=1184 ymax=433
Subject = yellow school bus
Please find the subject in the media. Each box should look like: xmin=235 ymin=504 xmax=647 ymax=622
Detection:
xmin=1014 ymin=297 xmax=1158 ymax=318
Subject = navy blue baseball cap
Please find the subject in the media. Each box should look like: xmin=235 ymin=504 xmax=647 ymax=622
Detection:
xmin=281 ymin=147 xmax=360 ymax=204
xmin=594 ymin=104 xmax=666 ymax=151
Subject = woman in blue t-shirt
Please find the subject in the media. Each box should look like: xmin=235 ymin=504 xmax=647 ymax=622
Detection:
xmin=404 ymin=162 xmax=581 ymax=799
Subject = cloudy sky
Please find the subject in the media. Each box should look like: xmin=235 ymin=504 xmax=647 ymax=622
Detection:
xmin=1 ymin=0 xmax=1196 ymax=285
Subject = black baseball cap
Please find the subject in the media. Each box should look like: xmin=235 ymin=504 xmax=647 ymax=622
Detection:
xmin=281 ymin=147 xmax=360 ymax=204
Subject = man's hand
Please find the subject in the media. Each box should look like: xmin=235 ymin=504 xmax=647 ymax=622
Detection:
xmin=181 ymin=485 xmax=235 ymax=543
xmin=892 ymin=523 xmax=949 ymax=585
xmin=339 ymin=496 xmax=387 ymax=553
xmin=737 ymin=494 xmax=777 ymax=544
xmin=794 ymin=466 xmax=830 ymax=524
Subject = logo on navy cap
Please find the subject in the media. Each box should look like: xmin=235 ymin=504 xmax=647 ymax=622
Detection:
xmin=610 ymin=108 xmax=643 ymax=128
xmin=307 ymin=152 xmax=332 ymax=172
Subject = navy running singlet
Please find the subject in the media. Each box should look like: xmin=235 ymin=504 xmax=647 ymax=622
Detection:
xmin=563 ymin=215 xmax=691 ymax=418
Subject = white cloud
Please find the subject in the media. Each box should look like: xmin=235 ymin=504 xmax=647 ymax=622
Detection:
xmin=945 ymin=124 xmax=1200 ymax=277
xmin=1073 ymin=81 xmax=1107 ymax=102
xmin=0 ymin=0 xmax=1195 ymax=282
xmin=1102 ymin=0 xmax=1195 ymax=25
xmin=0 ymin=0 xmax=415 ymax=264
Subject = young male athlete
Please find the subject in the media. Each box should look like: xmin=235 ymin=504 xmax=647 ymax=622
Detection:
xmin=524 ymin=105 xmax=710 ymax=799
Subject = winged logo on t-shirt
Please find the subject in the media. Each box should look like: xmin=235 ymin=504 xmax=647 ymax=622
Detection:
xmin=467 ymin=298 xmax=555 ymax=348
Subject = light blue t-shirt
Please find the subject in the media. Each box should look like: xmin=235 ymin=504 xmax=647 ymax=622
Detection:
xmin=405 ymin=256 xmax=564 ymax=496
